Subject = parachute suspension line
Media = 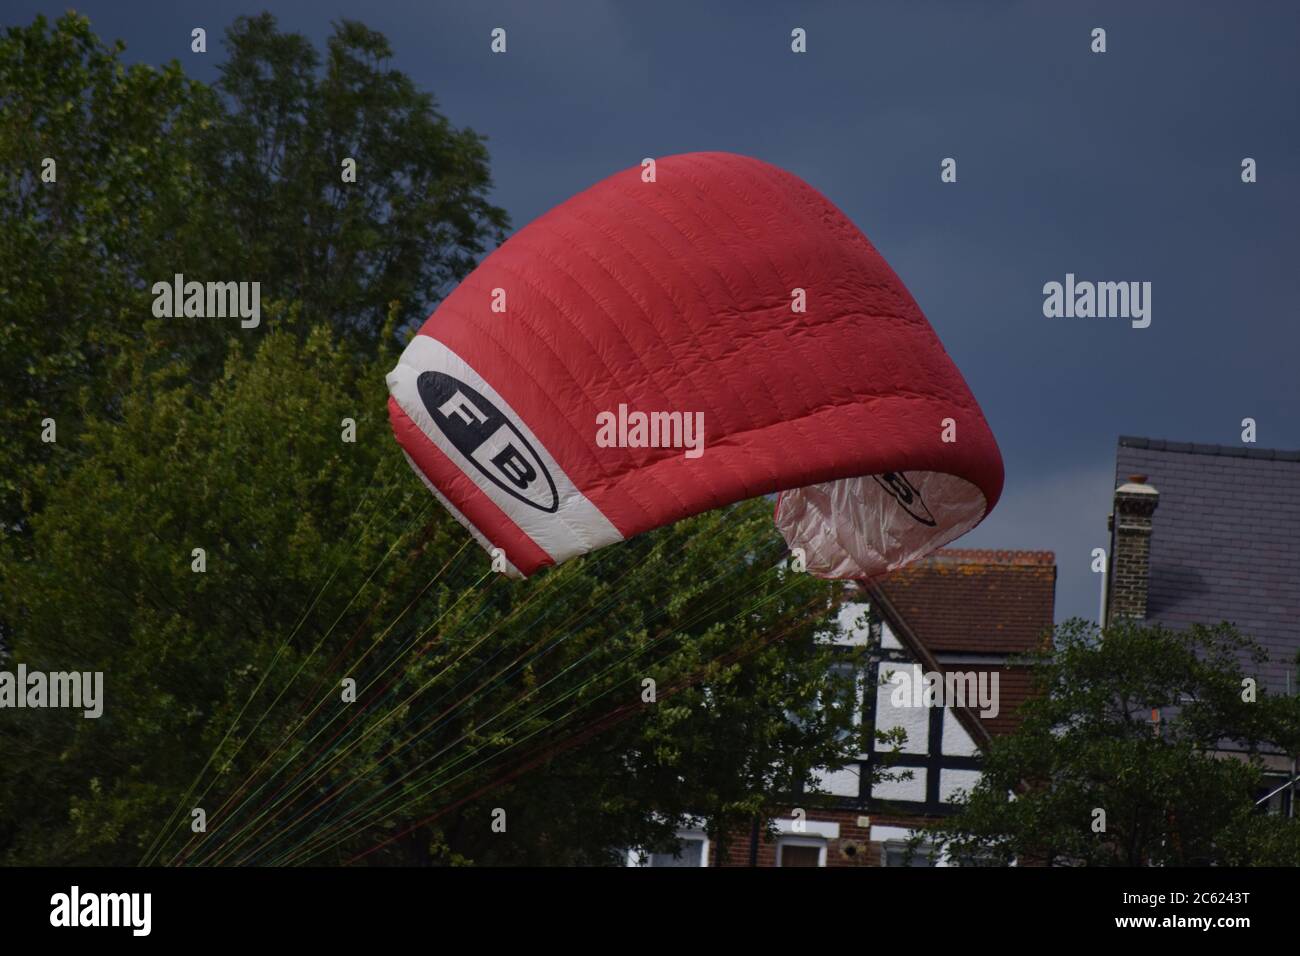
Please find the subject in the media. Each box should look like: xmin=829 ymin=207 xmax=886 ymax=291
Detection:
xmin=170 ymin=481 xmax=423 ymax=868
xmin=356 ymin=573 xmax=808 ymax=855
xmin=172 ymin=533 xmax=475 ymax=866
xmin=144 ymin=495 xmax=431 ymax=867
xmin=248 ymin=519 xmax=725 ymax=864
xmin=349 ymin=582 xmax=828 ymax=868
xmin=371 ymin=537 xmax=792 ymax=807
xmin=210 ymin=556 xmax=616 ymax=868
xmin=163 ymin=498 xmax=437 ymax=869
xmin=194 ymin=562 xmax=497 ymax=867
xmin=193 ymin=558 xmax=537 ymax=867
xmin=271 ymin=529 xmax=792 ymax=865
xmin=262 ymin=516 xmax=470 ymax=741
xmin=216 ymin=523 xmax=710 ymax=866
xmin=198 ymin=518 xmax=699 ymax=867
xmin=252 ymin=530 xmax=759 ymax=868
xmin=138 ymin=460 xmax=408 ymax=867
xmin=296 ymin=548 xmax=812 ymax=866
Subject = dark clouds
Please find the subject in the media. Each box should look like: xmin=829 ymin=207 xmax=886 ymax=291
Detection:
xmin=13 ymin=0 xmax=1298 ymax=621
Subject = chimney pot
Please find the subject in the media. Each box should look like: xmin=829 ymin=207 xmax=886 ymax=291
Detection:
xmin=1128 ymin=474 xmax=1148 ymax=484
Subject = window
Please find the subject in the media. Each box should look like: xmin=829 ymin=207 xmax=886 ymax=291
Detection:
xmin=777 ymin=836 xmax=826 ymax=867
xmin=628 ymin=830 xmax=709 ymax=867
xmin=881 ymin=839 xmax=935 ymax=867
xmin=950 ymin=847 xmax=1009 ymax=867
xmin=789 ymin=659 xmax=862 ymax=743
xmin=825 ymin=660 xmax=862 ymax=742
xmin=1255 ymin=774 xmax=1295 ymax=817
xmin=647 ymin=838 xmax=705 ymax=868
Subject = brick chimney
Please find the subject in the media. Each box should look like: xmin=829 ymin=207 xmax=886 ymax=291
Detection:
xmin=1106 ymin=474 xmax=1159 ymax=624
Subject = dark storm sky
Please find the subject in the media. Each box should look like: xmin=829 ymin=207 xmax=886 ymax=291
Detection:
xmin=12 ymin=1 xmax=1299 ymax=622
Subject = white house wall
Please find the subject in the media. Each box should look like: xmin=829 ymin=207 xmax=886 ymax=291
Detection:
xmin=874 ymin=663 xmax=930 ymax=755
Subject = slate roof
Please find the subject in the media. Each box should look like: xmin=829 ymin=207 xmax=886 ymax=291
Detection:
xmin=874 ymin=549 xmax=1057 ymax=655
xmin=1115 ymin=436 xmax=1300 ymax=697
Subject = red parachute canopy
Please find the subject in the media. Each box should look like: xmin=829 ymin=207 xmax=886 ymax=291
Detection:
xmin=388 ymin=152 xmax=1003 ymax=578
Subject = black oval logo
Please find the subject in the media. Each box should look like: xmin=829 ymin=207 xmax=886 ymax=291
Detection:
xmin=872 ymin=472 xmax=937 ymax=527
xmin=416 ymin=371 xmax=559 ymax=513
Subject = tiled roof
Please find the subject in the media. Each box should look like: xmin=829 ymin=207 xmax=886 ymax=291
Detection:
xmin=951 ymin=664 xmax=1035 ymax=738
xmin=1115 ymin=436 xmax=1300 ymax=697
xmin=914 ymin=548 xmax=1055 ymax=567
xmin=875 ymin=549 xmax=1057 ymax=654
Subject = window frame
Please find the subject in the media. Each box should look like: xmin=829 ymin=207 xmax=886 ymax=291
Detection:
xmin=627 ymin=829 xmax=710 ymax=868
xmin=776 ymin=835 xmax=828 ymax=867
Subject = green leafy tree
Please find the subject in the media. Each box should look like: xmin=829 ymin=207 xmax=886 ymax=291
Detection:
xmin=0 ymin=12 xmax=506 ymax=542
xmin=207 ymin=14 xmax=509 ymax=339
xmin=0 ymin=12 xmax=228 ymax=534
xmin=0 ymin=320 xmax=877 ymax=865
xmin=1 ymin=11 xmax=885 ymax=867
xmin=922 ymin=619 xmax=1300 ymax=866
